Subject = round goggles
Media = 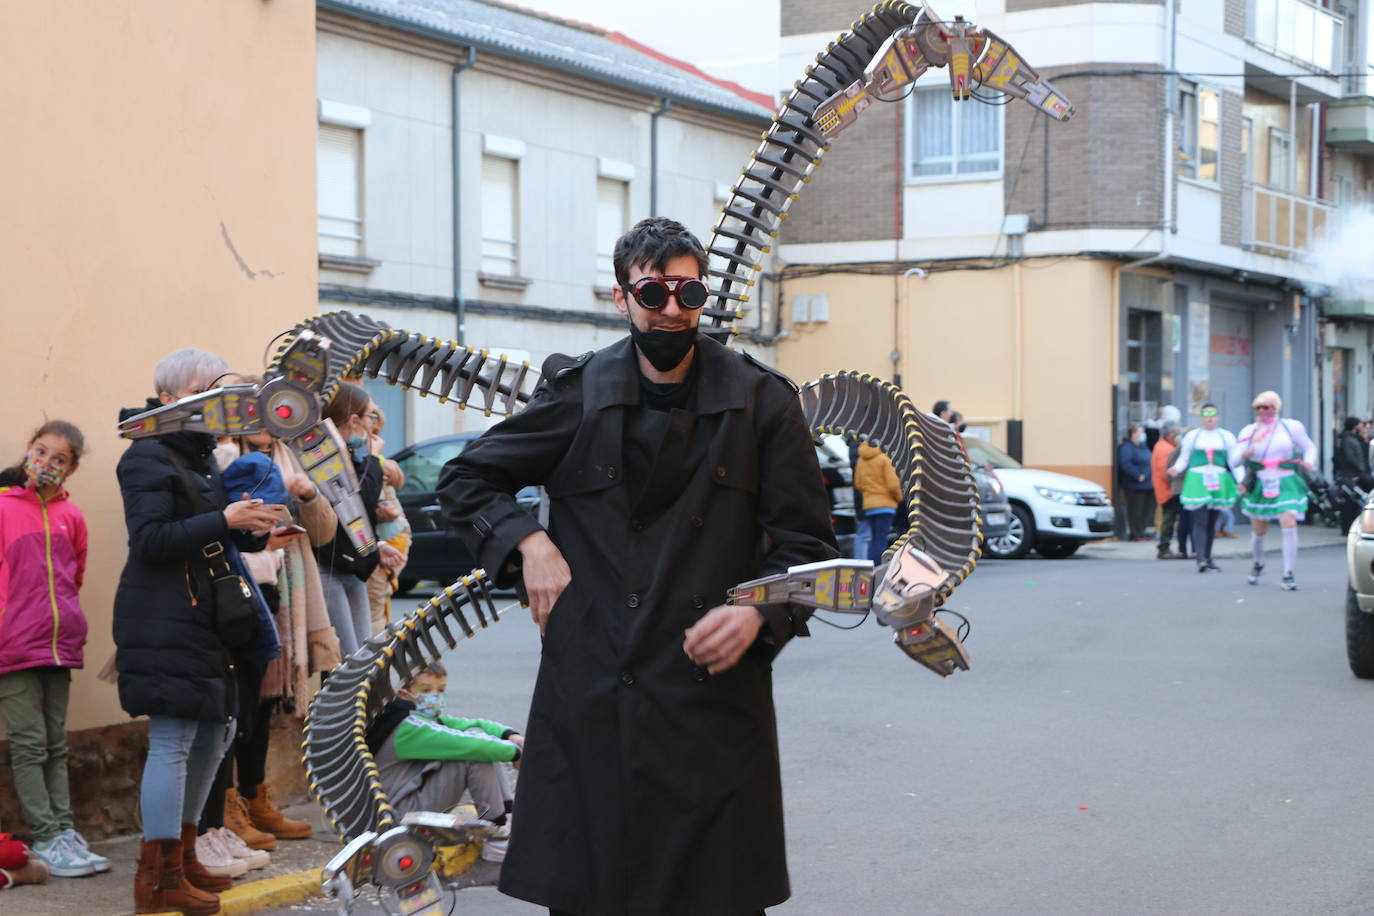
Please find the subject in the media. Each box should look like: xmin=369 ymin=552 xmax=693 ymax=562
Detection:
xmin=622 ymin=275 xmax=709 ymax=310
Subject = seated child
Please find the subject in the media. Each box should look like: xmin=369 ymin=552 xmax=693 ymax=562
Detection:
xmin=367 ymin=663 xmax=522 ymax=862
xmin=0 ymin=833 xmax=50 ymax=889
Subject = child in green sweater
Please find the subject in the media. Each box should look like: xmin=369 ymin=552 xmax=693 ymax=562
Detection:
xmin=369 ymin=663 xmax=522 ymax=862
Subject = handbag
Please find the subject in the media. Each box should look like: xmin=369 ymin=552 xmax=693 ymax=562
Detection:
xmin=164 ymin=449 xmax=259 ymax=648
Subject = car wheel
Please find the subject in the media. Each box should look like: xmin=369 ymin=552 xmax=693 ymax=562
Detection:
xmin=1035 ymin=541 xmax=1080 ymax=559
xmin=985 ymin=504 xmax=1034 ymax=559
xmin=1346 ymin=586 xmax=1374 ymax=679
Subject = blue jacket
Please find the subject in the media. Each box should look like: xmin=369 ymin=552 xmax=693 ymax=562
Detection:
xmin=1117 ymin=440 xmax=1153 ymax=490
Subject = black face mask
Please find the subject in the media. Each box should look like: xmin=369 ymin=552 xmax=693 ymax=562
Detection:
xmin=630 ymin=324 xmax=698 ymax=373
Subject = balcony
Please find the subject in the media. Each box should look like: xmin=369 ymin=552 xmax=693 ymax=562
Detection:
xmin=1241 ymin=182 xmax=1334 ymax=259
xmin=1247 ymin=0 xmax=1344 ymax=73
xmin=1327 ymin=97 xmax=1374 ymax=152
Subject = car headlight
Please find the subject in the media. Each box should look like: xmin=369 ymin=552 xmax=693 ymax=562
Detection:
xmin=1035 ymin=486 xmax=1080 ymax=505
xmin=1359 ymin=507 xmax=1374 ymax=538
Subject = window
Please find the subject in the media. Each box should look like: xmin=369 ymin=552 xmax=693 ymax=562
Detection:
xmin=595 ymin=178 xmax=628 ymax=290
xmin=1268 ymin=127 xmax=1292 ymax=190
xmin=907 ymin=87 xmax=1002 ymax=180
xmin=317 ymin=124 xmax=362 ymax=256
xmin=1178 ymin=83 xmax=1219 ymax=183
xmin=1241 ymin=116 xmax=1253 ymax=181
xmin=481 ymin=155 xmax=519 ymax=276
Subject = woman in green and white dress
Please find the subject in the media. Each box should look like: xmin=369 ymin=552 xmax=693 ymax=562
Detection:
xmin=1229 ymin=390 xmax=1318 ymax=591
xmin=1169 ymin=402 xmax=1240 ymax=573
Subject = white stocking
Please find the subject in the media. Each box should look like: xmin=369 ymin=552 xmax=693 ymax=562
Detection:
xmin=1282 ymin=527 xmax=1298 ymax=575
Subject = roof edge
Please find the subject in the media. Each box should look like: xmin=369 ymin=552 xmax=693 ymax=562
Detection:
xmin=317 ymin=0 xmax=775 ymax=125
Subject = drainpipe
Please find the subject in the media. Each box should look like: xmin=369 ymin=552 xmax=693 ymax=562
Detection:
xmin=452 ymin=47 xmax=477 ymax=346
xmin=650 ymin=99 xmax=672 ymax=216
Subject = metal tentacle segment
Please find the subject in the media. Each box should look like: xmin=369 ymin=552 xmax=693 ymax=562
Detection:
xmin=266 ymin=311 xmax=540 ymax=418
xmin=703 ymin=1 xmax=920 ymax=341
xmin=303 ymin=571 xmax=504 ymax=842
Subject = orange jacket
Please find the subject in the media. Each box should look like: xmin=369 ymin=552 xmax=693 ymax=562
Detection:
xmin=1151 ymin=438 xmax=1178 ymax=503
xmin=855 ymin=444 xmax=902 ymax=510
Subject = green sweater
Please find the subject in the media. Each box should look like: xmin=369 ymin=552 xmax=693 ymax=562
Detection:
xmin=391 ymin=712 xmax=520 ymax=763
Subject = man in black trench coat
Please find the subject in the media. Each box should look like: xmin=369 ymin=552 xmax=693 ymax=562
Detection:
xmin=438 ymin=217 xmax=838 ymax=915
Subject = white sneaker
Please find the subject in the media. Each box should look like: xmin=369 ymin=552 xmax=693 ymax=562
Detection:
xmin=31 ymin=835 xmax=95 ymax=878
xmin=60 ymin=829 xmax=111 ymax=873
xmin=214 ymin=826 xmax=270 ymax=870
xmin=480 ymin=836 xmax=508 ymax=863
xmin=195 ymin=830 xmax=248 ymax=878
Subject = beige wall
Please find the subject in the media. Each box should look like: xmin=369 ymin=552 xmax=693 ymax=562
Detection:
xmin=0 ymin=0 xmax=318 ymax=731
xmin=777 ymin=259 xmax=1117 ymax=490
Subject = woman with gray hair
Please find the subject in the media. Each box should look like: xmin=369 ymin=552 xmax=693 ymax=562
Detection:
xmin=113 ymin=348 xmax=282 ymax=915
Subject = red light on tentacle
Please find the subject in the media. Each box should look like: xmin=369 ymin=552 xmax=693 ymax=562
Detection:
xmin=398 ymin=855 xmax=414 ymax=870
xmin=276 ymin=405 xmax=293 ymax=419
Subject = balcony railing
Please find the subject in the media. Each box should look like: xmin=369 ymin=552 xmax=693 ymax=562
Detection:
xmin=1241 ymin=182 xmax=1335 ymax=259
xmin=1248 ymin=0 xmax=1343 ymax=73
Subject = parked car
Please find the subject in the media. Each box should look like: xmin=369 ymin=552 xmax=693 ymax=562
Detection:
xmin=1344 ymin=502 xmax=1374 ymax=678
xmin=388 ymin=433 xmax=539 ymax=593
xmin=973 ymin=463 xmax=1012 ymax=545
xmin=963 ymin=438 xmax=1114 ymax=559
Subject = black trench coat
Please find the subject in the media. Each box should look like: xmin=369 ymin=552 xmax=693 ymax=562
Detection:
xmin=438 ymin=334 xmax=837 ymax=915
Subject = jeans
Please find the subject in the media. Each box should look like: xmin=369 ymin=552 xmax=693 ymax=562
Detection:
xmin=0 ymin=668 xmax=73 ymax=842
xmin=141 ymin=715 xmax=234 ymax=840
xmin=865 ymin=509 xmax=895 ymax=564
xmin=321 ymin=567 xmax=373 ymax=658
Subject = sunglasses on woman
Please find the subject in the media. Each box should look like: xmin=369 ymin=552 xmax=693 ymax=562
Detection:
xmin=622 ymin=275 xmax=710 ymax=310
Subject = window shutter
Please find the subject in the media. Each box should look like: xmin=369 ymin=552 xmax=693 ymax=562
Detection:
xmin=317 ymin=124 xmax=361 ymax=256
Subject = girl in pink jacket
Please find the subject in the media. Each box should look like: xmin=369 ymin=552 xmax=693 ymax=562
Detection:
xmin=0 ymin=420 xmax=108 ymax=877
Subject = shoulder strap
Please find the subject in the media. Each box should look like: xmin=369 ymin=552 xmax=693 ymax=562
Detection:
xmin=161 ymin=445 xmax=229 ymax=563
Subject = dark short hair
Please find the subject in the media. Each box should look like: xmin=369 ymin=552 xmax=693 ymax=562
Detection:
xmin=932 ymin=400 xmax=950 ymax=416
xmin=1345 ymin=415 xmax=1362 ymax=432
xmin=613 ymin=217 xmax=709 ymax=287
xmin=1200 ymin=402 xmax=1218 ymax=412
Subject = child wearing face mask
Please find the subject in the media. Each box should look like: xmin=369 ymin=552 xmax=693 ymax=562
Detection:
xmin=0 ymin=421 xmax=111 ymax=878
xmin=366 ymin=662 xmax=521 ymax=863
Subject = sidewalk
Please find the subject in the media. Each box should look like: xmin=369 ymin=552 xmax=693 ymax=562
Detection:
xmin=1080 ymin=523 xmax=1348 ymax=560
xmin=9 ymin=802 xmax=339 ymax=916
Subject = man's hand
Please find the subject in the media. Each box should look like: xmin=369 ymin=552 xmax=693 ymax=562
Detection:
xmin=683 ymin=604 xmax=762 ymax=675
xmin=379 ymin=542 xmax=406 ymax=569
xmin=284 ymin=473 xmax=317 ymax=502
xmin=517 ymin=531 xmax=571 ymax=635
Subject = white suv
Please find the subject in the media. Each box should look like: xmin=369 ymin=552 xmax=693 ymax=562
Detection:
xmin=963 ymin=438 xmax=1115 ymax=559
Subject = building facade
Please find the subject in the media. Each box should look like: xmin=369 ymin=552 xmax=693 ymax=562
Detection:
xmin=776 ymin=0 xmax=1374 ymax=490
xmin=315 ymin=0 xmax=778 ymax=448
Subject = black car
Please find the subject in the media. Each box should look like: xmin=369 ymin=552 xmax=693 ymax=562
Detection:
xmin=388 ymin=433 xmax=539 ymax=593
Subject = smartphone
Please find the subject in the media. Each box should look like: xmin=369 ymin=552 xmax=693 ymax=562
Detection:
xmin=275 ymin=524 xmax=308 ymax=536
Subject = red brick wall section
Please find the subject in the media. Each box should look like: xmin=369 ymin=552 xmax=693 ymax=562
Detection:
xmin=1220 ymin=90 xmax=1245 ymax=247
xmin=783 ymin=92 xmax=903 ymax=245
xmin=781 ymin=0 xmax=856 ymax=37
xmin=1004 ymin=66 xmax=1166 ymax=232
xmin=1224 ymin=0 xmax=1246 ymax=37
xmin=0 ymin=715 xmax=311 ymax=841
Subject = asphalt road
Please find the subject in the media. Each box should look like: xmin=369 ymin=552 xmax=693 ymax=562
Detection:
xmin=275 ymin=546 xmax=1374 ymax=915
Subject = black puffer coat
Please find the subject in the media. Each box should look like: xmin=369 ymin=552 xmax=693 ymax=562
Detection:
xmin=112 ymin=410 xmax=264 ymax=722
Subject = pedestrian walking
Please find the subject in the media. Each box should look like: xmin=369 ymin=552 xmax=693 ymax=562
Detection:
xmin=856 ymin=443 xmax=903 ymax=563
xmin=1169 ymin=403 xmax=1240 ymax=573
xmin=0 ymin=420 xmax=110 ymax=878
xmin=439 ymin=217 xmax=837 ymax=914
xmin=1232 ymin=390 xmax=1317 ymax=590
xmin=1151 ymin=421 xmax=1184 ymax=559
xmin=1117 ymin=424 xmax=1154 ymax=541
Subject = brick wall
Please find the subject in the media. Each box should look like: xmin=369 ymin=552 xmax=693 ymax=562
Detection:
xmin=781 ymin=0 xmax=854 ymax=36
xmin=1220 ymin=90 xmax=1244 ymax=246
xmin=1224 ymin=0 xmax=1246 ymax=37
xmin=1005 ymin=66 xmax=1165 ymax=232
xmin=783 ymin=94 xmax=902 ymax=244
xmin=1006 ymin=0 xmax=1159 ymax=9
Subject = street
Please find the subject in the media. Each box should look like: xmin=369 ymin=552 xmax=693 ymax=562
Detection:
xmin=270 ymin=545 xmax=1374 ymax=915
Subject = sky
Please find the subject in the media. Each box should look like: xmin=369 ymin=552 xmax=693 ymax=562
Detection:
xmin=511 ymin=0 xmax=782 ymax=94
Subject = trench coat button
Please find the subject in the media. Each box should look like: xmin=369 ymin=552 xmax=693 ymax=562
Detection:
xmin=690 ymin=515 xmax=703 ymax=529
xmin=607 ymin=466 xmax=619 ymax=480
xmin=626 ymin=593 xmax=641 ymax=608
xmin=690 ymin=595 xmax=705 ymax=609
xmin=692 ymin=665 xmax=708 ymax=682
xmin=619 ymin=670 xmax=635 ymax=686
xmin=631 ymin=518 xmax=644 ymax=532
xmin=715 ymin=465 xmax=727 ymax=478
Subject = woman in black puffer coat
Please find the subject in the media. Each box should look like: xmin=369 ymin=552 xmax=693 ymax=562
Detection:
xmin=113 ymin=348 xmax=280 ymax=916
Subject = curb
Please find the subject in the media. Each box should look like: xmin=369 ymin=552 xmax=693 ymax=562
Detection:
xmin=138 ymin=868 xmax=324 ymax=916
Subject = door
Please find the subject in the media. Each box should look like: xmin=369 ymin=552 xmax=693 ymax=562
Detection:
xmin=1209 ymin=304 xmax=1255 ymax=435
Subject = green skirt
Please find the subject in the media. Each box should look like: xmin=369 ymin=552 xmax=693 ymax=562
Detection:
xmin=1179 ymin=464 xmax=1238 ymax=509
xmin=1240 ymin=471 xmax=1309 ymax=520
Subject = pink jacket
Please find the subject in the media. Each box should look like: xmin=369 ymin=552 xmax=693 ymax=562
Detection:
xmin=0 ymin=485 xmax=88 ymax=674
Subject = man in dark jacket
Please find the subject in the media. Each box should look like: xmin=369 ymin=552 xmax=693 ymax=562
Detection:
xmin=439 ymin=218 xmax=838 ymax=916
xmin=1333 ymin=416 xmax=1371 ymax=530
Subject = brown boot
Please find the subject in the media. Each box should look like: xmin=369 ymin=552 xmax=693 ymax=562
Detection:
xmin=180 ymin=824 xmax=233 ymax=892
xmin=224 ymin=788 xmax=276 ymax=851
xmin=244 ymin=784 xmax=313 ymax=840
xmin=133 ymin=838 xmax=221 ymax=916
